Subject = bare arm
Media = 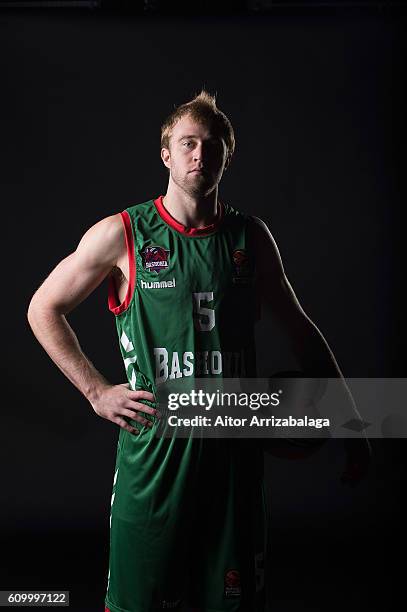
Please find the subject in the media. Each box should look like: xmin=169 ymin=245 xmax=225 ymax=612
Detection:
xmin=249 ymin=216 xmax=371 ymax=482
xmin=250 ymin=216 xmax=342 ymax=377
xmin=27 ymin=214 xmax=157 ymax=434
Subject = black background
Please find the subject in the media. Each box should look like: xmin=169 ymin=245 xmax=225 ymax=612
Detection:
xmin=1 ymin=3 xmax=406 ymax=611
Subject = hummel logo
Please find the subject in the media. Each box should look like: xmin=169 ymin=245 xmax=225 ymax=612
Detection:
xmin=161 ymin=599 xmax=181 ymax=609
xmin=140 ymin=277 xmax=176 ymax=289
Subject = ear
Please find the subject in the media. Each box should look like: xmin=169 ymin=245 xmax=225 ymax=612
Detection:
xmin=222 ymin=143 xmax=231 ymax=172
xmin=161 ymin=147 xmax=171 ymax=169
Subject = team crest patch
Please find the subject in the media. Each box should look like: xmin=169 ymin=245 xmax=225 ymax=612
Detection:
xmin=232 ymin=249 xmax=252 ymax=285
xmin=224 ymin=569 xmax=241 ymax=597
xmin=141 ymin=246 xmax=170 ymax=274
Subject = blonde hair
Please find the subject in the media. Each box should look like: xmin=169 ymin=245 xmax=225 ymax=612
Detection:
xmin=160 ymin=90 xmax=235 ymax=167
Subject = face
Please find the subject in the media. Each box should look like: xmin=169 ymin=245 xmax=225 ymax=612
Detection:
xmin=161 ymin=114 xmax=228 ymax=197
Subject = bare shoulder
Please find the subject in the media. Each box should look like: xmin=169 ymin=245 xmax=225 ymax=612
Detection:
xmin=27 ymin=213 xmax=127 ymax=314
xmin=76 ymin=212 xmax=126 ymax=269
xmin=247 ymin=215 xmax=284 ymax=274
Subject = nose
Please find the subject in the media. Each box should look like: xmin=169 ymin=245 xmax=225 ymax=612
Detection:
xmin=193 ymin=142 xmax=205 ymax=164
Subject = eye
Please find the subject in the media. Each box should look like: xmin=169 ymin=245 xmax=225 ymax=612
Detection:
xmin=182 ymin=141 xmax=193 ymax=148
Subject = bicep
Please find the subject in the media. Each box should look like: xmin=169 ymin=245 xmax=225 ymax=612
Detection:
xmin=250 ymin=216 xmax=310 ymax=332
xmin=30 ymin=214 xmax=124 ymax=315
xmin=31 ymin=251 xmax=111 ymax=315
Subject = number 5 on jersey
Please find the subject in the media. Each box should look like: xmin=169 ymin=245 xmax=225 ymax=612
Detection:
xmin=193 ymin=292 xmax=215 ymax=332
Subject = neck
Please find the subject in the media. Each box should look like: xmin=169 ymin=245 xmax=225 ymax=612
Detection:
xmin=162 ymin=180 xmax=219 ymax=229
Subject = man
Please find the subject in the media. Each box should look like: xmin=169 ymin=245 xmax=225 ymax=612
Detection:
xmin=27 ymin=90 xmax=370 ymax=612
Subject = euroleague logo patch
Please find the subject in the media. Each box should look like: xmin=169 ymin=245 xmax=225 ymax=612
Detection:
xmin=141 ymin=245 xmax=170 ymax=274
xmin=224 ymin=569 xmax=241 ymax=597
xmin=232 ymin=249 xmax=252 ymax=285
xmin=232 ymin=249 xmax=248 ymax=268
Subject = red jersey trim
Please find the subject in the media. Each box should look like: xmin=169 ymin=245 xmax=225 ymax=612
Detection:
xmin=107 ymin=210 xmax=136 ymax=315
xmin=153 ymin=194 xmax=223 ymax=236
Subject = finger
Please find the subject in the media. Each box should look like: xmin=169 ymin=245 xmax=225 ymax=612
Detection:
xmin=128 ymin=390 xmax=156 ymax=402
xmin=114 ymin=417 xmax=139 ymax=435
xmin=120 ymin=408 xmax=154 ymax=428
xmin=133 ymin=415 xmax=154 ymax=428
xmin=127 ymin=401 xmax=160 ymax=417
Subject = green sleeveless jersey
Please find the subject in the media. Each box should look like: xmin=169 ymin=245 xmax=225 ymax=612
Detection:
xmin=105 ymin=196 xmax=267 ymax=612
xmin=108 ymin=194 xmax=257 ymax=395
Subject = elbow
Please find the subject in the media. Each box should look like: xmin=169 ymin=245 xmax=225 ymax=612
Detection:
xmin=292 ymin=329 xmax=341 ymax=378
xmin=27 ymin=293 xmax=41 ymax=329
xmin=26 ymin=292 xmax=49 ymax=326
xmin=26 ymin=295 xmax=61 ymax=340
xmin=27 ymin=294 xmax=37 ymax=322
xmin=27 ymin=293 xmax=66 ymax=325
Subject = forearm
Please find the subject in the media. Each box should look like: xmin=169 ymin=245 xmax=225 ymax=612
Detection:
xmin=293 ymin=320 xmax=371 ymax=452
xmin=27 ymin=301 xmax=111 ymax=403
xmin=291 ymin=316 xmax=342 ymax=378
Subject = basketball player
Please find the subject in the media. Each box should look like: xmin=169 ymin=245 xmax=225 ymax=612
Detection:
xmin=27 ymin=91 xmax=371 ymax=612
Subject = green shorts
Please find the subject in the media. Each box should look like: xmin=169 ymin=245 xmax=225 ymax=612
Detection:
xmin=105 ymin=433 xmax=267 ymax=612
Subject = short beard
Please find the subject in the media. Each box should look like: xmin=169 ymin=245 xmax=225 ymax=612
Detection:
xmin=172 ymin=171 xmax=217 ymax=198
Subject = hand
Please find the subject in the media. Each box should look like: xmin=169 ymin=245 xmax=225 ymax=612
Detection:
xmin=340 ymin=439 xmax=372 ymax=487
xmin=91 ymin=383 xmax=159 ymax=435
